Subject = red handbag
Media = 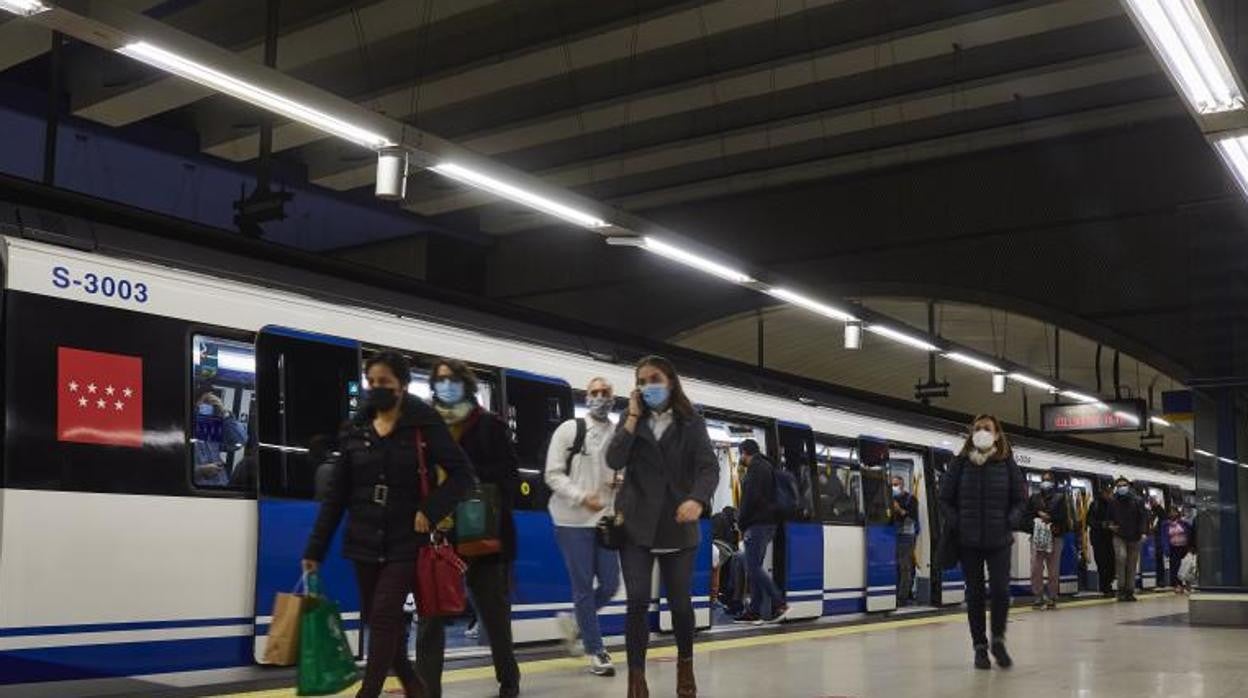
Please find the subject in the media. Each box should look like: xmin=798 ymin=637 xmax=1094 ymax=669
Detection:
xmin=414 ymin=430 xmax=468 ymax=618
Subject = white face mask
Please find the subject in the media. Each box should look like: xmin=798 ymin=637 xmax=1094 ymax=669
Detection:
xmin=972 ymin=429 xmax=996 ymax=451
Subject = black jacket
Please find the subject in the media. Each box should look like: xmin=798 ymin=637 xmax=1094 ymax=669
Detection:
xmin=891 ymin=492 xmax=920 ymax=535
xmin=938 ymin=453 xmax=1026 ymax=550
xmin=1026 ymin=490 xmax=1072 ymax=537
xmin=453 ymin=405 xmax=521 ymax=561
xmin=1109 ymin=492 xmax=1149 ymax=541
xmin=738 ymin=455 xmax=777 ymax=532
xmin=1087 ymin=496 xmax=1114 ymax=541
xmin=303 ymin=396 xmax=472 ymax=564
xmin=607 ymin=411 xmax=720 ymax=550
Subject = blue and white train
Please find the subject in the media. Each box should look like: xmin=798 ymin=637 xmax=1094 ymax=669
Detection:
xmin=0 ymin=233 xmax=1194 ymax=696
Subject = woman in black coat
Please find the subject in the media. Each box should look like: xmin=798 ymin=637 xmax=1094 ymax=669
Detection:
xmin=938 ymin=414 xmax=1026 ymax=671
xmin=607 ymin=355 xmax=719 ymax=698
xmin=302 ymin=351 xmax=472 ymax=698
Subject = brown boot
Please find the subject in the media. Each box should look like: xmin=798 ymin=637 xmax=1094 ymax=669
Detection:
xmin=627 ymin=669 xmax=649 ymax=698
xmin=676 ymin=657 xmax=696 ymax=697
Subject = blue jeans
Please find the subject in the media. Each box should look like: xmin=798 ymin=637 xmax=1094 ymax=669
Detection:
xmin=554 ymin=526 xmax=621 ymax=655
xmin=744 ymin=524 xmax=785 ymax=616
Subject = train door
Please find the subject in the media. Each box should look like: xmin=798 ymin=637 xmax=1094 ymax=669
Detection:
xmin=1066 ymin=474 xmax=1095 ymax=593
xmin=1012 ymin=470 xmax=1045 ymax=596
xmin=500 ymin=369 xmax=581 ymax=644
xmin=251 ymin=327 xmax=361 ymax=663
xmin=776 ymin=422 xmax=823 ymax=621
xmin=1140 ymin=483 xmax=1167 ymax=589
xmin=926 ymin=449 xmax=963 ymax=606
xmin=701 ymin=409 xmax=769 ymax=628
xmin=888 ymin=448 xmax=929 ymax=609
xmin=814 ymin=437 xmax=866 ymax=616
xmin=858 ymin=437 xmax=896 ymax=612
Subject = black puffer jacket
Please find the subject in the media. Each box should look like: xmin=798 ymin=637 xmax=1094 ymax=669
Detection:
xmin=1026 ymin=491 xmax=1072 ymax=536
xmin=939 ymin=452 xmax=1026 ymax=550
xmin=738 ymin=455 xmax=777 ymax=532
xmin=453 ymin=405 xmax=521 ymax=562
xmin=303 ymin=396 xmax=472 ymax=564
xmin=1109 ymin=491 xmax=1150 ymax=541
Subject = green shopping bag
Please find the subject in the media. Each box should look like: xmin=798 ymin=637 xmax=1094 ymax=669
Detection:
xmin=296 ymin=573 xmax=359 ymax=696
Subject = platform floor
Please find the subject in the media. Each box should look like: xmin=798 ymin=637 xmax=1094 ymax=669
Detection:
xmin=199 ymin=594 xmax=1244 ymax=698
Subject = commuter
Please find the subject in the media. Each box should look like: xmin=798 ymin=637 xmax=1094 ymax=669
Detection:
xmin=543 ymin=377 xmax=622 ymax=677
xmin=1087 ymin=485 xmax=1117 ymax=597
xmin=1027 ymin=471 xmax=1071 ymax=610
xmin=301 ymin=351 xmax=472 ymax=698
xmin=1163 ymin=508 xmax=1194 ymax=593
xmin=889 ymin=475 xmax=920 ymax=607
xmin=733 ymin=439 xmax=788 ymax=625
xmin=417 ymin=359 xmax=522 ymax=698
xmin=711 ymin=506 xmax=744 ymax=617
xmin=938 ymin=414 xmax=1026 ymax=671
xmin=607 ymin=355 xmax=719 ymax=698
xmin=1108 ymin=477 xmax=1149 ymax=602
xmin=192 ymin=390 xmax=248 ymax=487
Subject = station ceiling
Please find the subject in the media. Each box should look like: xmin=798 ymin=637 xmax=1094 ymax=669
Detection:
xmin=1 ymin=0 xmax=1246 ymax=446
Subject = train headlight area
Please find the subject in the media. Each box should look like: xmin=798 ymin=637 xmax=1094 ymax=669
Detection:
xmin=0 ymin=235 xmax=1197 ymax=696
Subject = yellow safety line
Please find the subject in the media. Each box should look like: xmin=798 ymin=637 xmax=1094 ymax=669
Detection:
xmin=212 ymin=594 xmax=1166 ymax=697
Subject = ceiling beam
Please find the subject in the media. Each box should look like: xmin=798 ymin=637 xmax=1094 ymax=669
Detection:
xmin=0 ymin=0 xmax=157 ymax=72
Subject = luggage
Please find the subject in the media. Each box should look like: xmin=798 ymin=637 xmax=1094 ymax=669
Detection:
xmin=296 ymin=573 xmax=359 ymax=696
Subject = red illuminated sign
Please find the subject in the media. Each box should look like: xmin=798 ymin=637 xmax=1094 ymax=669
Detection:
xmin=1041 ymin=399 xmax=1146 ymax=434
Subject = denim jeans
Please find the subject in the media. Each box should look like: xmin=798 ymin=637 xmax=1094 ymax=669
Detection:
xmin=744 ymin=524 xmax=785 ymax=616
xmin=553 ymin=526 xmax=621 ymax=655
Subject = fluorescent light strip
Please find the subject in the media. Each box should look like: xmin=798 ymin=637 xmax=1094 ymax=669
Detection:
xmin=1113 ymin=411 xmax=1141 ymax=426
xmin=1123 ymin=0 xmax=1244 ymax=114
xmin=1060 ymin=390 xmax=1102 ymax=404
xmin=1211 ymin=132 xmax=1248 ymax=200
xmin=865 ymin=325 xmax=939 ymax=352
xmin=1219 ymin=456 xmax=1236 ymax=464
xmin=0 ymin=0 xmax=48 ymax=15
xmin=767 ymin=288 xmax=856 ymax=322
xmin=1008 ymin=373 xmax=1057 ymax=393
xmin=1194 ymin=448 xmax=1213 ymax=457
xmin=944 ymin=352 xmax=1002 ymax=373
xmin=640 ymin=237 xmax=754 ymax=284
xmin=430 ymin=163 xmax=608 ymax=229
xmin=1150 ymin=416 xmax=1173 ymax=428
xmin=117 ymin=42 xmax=392 ymax=150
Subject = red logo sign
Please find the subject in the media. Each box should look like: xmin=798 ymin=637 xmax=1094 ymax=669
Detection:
xmin=57 ymin=347 xmax=143 ymax=447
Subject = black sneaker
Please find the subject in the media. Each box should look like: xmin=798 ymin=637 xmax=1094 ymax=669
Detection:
xmin=974 ymin=645 xmax=991 ymax=670
xmin=765 ymin=604 xmax=790 ymax=623
xmin=991 ymin=639 xmax=1013 ymax=669
xmin=733 ymin=611 xmax=764 ymax=626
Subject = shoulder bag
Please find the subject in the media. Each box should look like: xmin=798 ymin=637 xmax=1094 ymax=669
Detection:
xmin=414 ymin=429 xmax=468 ymax=618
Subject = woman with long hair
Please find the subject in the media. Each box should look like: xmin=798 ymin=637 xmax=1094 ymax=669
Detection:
xmin=607 ymin=355 xmax=719 ymax=698
xmin=938 ymin=414 xmax=1026 ymax=670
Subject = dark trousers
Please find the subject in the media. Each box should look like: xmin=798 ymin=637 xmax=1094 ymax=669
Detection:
xmin=960 ymin=546 xmax=1012 ymax=647
xmin=354 ymin=561 xmax=421 ymax=698
xmin=620 ymin=543 xmax=696 ymax=670
xmin=416 ymin=556 xmax=519 ymax=698
xmin=744 ymin=524 xmax=785 ymax=616
xmin=1091 ymin=533 xmax=1116 ymax=594
xmin=896 ymin=533 xmax=916 ymax=604
xmin=1168 ymin=545 xmax=1190 ymax=587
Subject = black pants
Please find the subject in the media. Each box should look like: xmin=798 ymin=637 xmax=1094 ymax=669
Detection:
xmin=620 ymin=543 xmax=696 ymax=671
xmin=354 ymin=561 xmax=421 ymax=698
xmin=416 ymin=555 xmax=519 ymax=697
xmin=1168 ymin=545 xmax=1189 ymax=587
xmin=959 ymin=546 xmax=1012 ymax=647
xmin=1091 ymin=534 xmax=1116 ymax=594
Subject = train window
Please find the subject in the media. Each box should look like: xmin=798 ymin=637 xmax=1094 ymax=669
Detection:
xmin=778 ymin=424 xmax=817 ymax=522
xmin=860 ymin=464 xmax=891 ymax=525
xmin=190 ymin=335 xmax=256 ymax=490
xmin=704 ymin=415 xmax=769 ymax=517
xmin=815 ymin=442 xmax=862 ymax=525
xmin=505 ymin=372 xmax=573 ymax=511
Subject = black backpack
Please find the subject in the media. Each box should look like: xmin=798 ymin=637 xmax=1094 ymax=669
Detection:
xmin=773 ymin=465 xmax=801 ymax=520
xmin=564 ymin=418 xmax=587 ymax=475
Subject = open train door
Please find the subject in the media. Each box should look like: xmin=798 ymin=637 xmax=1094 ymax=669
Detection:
xmin=858 ymin=437 xmax=896 ymax=612
xmin=251 ymin=327 xmax=362 ymax=663
xmin=927 ymin=448 xmax=963 ymax=606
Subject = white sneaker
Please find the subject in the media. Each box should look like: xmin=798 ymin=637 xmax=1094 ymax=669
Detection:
xmin=589 ymin=651 xmax=616 ymax=677
xmin=556 ymin=612 xmax=579 ymax=657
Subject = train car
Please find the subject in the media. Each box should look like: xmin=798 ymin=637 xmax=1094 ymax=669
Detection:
xmin=0 ymin=233 xmax=1195 ymax=696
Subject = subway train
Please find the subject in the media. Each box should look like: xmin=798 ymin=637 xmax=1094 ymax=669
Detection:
xmin=0 ymin=232 xmax=1194 ymax=695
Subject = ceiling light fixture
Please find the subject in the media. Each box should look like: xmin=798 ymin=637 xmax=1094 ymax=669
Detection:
xmin=0 ymin=0 xmax=48 ymax=15
xmin=375 ymin=147 xmax=408 ymax=201
xmin=865 ymin=325 xmax=940 ymax=352
xmin=1219 ymin=456 xmax=1236 ymax=464
xmin=944 ymin=351 xmax=1003 ymax=373
xmin=844 ymin=320 xmax=863 ymax=350
xmin=1150 ymin=416 xmax=1173 ymax=428
xmin=1210 ymin=130 xmax=1248 ymax=199
xmin=1194 ymin=448 xmax=1213 ymax=457
xmin=1061 ymin=390 xmax=1101 ymax=404
xmin=117 ymin=41 xmax=393 ymax=150
xmin=767 ymin=288 xmax=856 ymax=322
xmin=1121 ymin=0 xmax=1245 ymax=114
xmin=627 ymin=236 xmax=755 ymax=284
xmin=430 ymin=162 xmax=609 ymax=229
xmin=992 ymin=372 xmax=1007 ymax=394
xmin=1009 ymin=373 xmax=1058 ymax=393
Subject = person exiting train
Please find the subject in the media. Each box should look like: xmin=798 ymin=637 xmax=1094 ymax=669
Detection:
xmin=301 ymin=351 xmax=472 ymax=698
xmin=417 ymin=359 xmax=522 ymax=698
xmin=1163 ymin=508 xmax=1194 ymax=593
xmin=608 ymin=355 xmax=720 ymax=698
xmin=544 ymin=377 xmax=622 ymax=677
xmin=1027 ymin=471 xmax=1071 ymax=610
xmin=938 ymin=414 xmax=1026 ymax=671
xmin=1087 ymin=484 xmax=1117 ymax=597
xmin=1108 ymin=476 xmax=1149 ymax=603
xmin=890 ymin=475 xmax=920 ymax=607
xmin=733 ymin=439 xmax=788 ymax=625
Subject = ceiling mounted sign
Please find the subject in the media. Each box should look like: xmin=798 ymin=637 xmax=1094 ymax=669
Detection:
xmin=1041 ymin=399 xmax=1147 ymax=434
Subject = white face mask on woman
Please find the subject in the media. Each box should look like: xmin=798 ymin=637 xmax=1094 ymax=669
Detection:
xmin=972 ymin=429 xmax=996 ymax=452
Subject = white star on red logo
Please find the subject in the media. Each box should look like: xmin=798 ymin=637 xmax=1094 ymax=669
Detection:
xmin=77 ymin=397 xmax=88 ymax=407
xmin=105 ymin=385 xmax=115 ymax=396
xmin=87 ymin=383 xmax=98 ymax=394
xmin=95 ymin=399 xmax=106 ymax=409
xmin=123 ymin=387 xmax=134 ymax=398
xmin=68 ymin=381 xmax=79 ymax=392
xmin=114 ymin=401 xmax=124 ymax=411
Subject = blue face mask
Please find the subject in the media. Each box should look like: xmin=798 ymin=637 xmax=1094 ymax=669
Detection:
xmin=641 ymin=383 xmax=670 ymax=410
xmin=198 ymin=402 xmax=216 ymax=416
xmin=1115 ymin=486 xmax=1130 ymax=497
xmin=434 ymin=379 xmax=465 ymax=405
xmin=1040 ymin=481 xmax=1055 ymax=492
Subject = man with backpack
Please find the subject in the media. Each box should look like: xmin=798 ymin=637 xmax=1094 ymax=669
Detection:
xmin=734 ymin=439 xmax=789 ymax=625
xmin=891 ymin=475 xmax=921 ymax=607
xmin=543 ymin=377 xmax=621 ymax=677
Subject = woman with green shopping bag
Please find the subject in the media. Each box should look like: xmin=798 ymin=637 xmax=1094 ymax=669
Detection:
xmin=302 ymin=351 xmax=472 ymax=698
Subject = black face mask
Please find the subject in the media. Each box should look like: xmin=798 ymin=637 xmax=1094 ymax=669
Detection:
xmin=365 ymin=388 xmax=400 ymax=412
